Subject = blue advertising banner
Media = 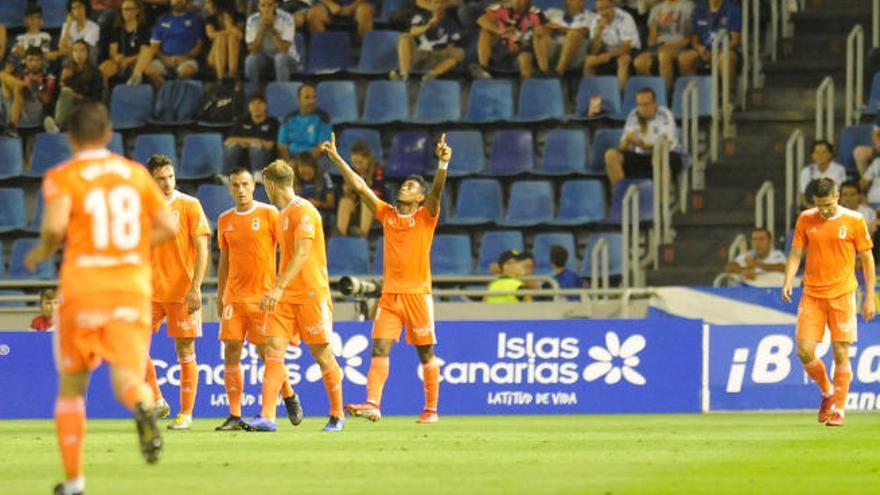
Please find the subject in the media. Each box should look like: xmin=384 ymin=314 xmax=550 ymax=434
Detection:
xmin=709 ymin=323 xmax=880 ymax=411
xmin=0 ymin=318 xmax=704 ymax=419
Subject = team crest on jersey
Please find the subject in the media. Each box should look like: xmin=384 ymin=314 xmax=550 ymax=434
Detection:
xmin=252 ymin=218 xmax=260 ymax=231
xmin=839 ymin=226 xmax=848 ymax=239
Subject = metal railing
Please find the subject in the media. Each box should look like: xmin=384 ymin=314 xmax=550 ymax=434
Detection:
xmin=590 ymin=237 xmax=610 ymax=294
xmin=784 ymin=128 xmax=805 ymax=238
xmin=681 ymin=80 xmax=703 ymax=195
xmin=815 ymin=76 xmax=835 ymax=142
xmin=621 ymin=184 xmax=641 ymax=288
xmin=712 ymin=233 xmax=750 ymax=287
xmin=846 ymin=24 xmax=864 ymax=127
xmin=710 ymin=30 xmax=731 ymax=162
xmin=755 ymin=181 xmax=776 ymax=239
xmin=651 ymin=138 xmax=674 ymax=273
xmin=874 ymin=0 xmax=879 ymax=48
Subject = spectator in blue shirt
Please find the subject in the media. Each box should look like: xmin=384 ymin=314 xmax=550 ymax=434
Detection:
xmin=130 ymin=0 xmax=205 ymax=87
xmin=277 ymin=82 xmax=333 ymax=160
xmin=678 ymin=0 xmax=740 ymax=89
xmin=550 ymin=245 xmax=582 ymax=293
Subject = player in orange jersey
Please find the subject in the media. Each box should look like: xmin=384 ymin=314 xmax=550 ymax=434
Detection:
xmin=241 ymin=160 xmax=345 ymax=432
xmin=24 ymin=102 xmax=178 ymax=495
xmin=322 ymin=132 xmax=451 ymax=424
xmin=215 ymin=167 xmax=302 ymax=431
xmin=783 ymin=177 xmax=876 ymax=427
xmin=144 ymin=155 xmax=211 ymax=430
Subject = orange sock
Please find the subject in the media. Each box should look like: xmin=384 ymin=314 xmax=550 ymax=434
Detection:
xmin=144 ymin=358 xmax=163 ymax=402
xmin=260 ymin=356 xmax=286 ymax=420
xmin=179 ymin=355 xmax=198 ymax=416
xmin=833 ymin=362 xmax=853 ymax=411
xmin=322 ymin=365 xmax=344 ymax=418
xmin=224 ymin=365 xmax=243 ymax=417
xmin=366 ymin=356 xmax=390 ymax=406
xmin=803 ymin=358 xmax=833 ymax=396
xmin=422 ymin=357 xmax=440 ymax=412
xmin=280 ymin=376 xmax=295 ymax=399
xmin=120 ymin=381 xmax=151 ymax=411
xmin=55 ymin=396 xmax=85 ymax=482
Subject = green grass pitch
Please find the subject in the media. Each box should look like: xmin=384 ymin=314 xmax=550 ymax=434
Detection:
xmin=3 ymin=413 xmax=880 ymax=495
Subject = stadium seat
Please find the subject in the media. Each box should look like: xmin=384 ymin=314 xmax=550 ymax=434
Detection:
xmin=580 ymin=232 xmax=623 ymax=277
xmin=572 ymin=76 xmax=622 ymax=119
xmin=540 ymin=129 xmax=588 ymax=175
xmin=196 ymin=184 xmax=234 ymax=227
xmin=316 ymin=80 xmax=358 ymax=124
xmin=26 ymin=189 xmax=44 ymax=233
xmin=110 ymin=84 xmax=153 ymax=130
xmin=0 ymin=188 xmax=26 ymax=232
xmin=487 ymin=130 xmax=534 ymax=176
xmin=533 ymin=0 xmax=565 ymax=9
xmin=372 ymin=237 xmax=384 ymax=274
xmin=39 ymin=0 xmax=67 ymax=28
xmin=339 ymin=128 xmax=384 ymax=163
xmin=327 ymin=236 xmax=370 ymax=275
xmin=8 ymin=238 xmax=56 ymax=279
xmin=533 ymin=232 xmax=577 ymax=274
xmin=867 ymin=72 xmax=880 ymax=114
xmin=0 ymin=0 xmax=27 ymax=28
xmin=253 ymin=184 xmax=270 ymax=204
xmin=446 ymin=179 xmax=502 ymax=225
xmin=590 ymin=128 xmax=623 ymax=174
xmin=838 ymin=124 xmax=872 ymax=172
xmin=497 ymin=180 xmax=554 ymax=227
xmin=606 ymin=179 xmax=654 ymax=225
xmin=671 ymin=76 xmax=713 ymax=119
xmin=361 ymin=80 xmax=409 ymax=124
xmin=552 ymin=179 xmax=605 ymax=225
xmin=265 ymin=81 xmax=302 ymax=121
xmin=133 ymin=134 xmax=177 ymax=169
xmin=28 ymin=133 xmax=71 ymax=177
xmin=0 ymin=137 xmax=24 ymax=179
xmin=412 ymin=80 xmax=462 ymax=124
xmin=306 ymin=31 xmax=354 ymax=74
xmin=430 ymin=235 xmax=473 ymax=275
xmin=618 ymin=77 xmax=668 ymax=119
xmin=351 ymin=30 xmax=400 ymax=74
xmin=477 ymin=231 xmax=524 ymax=274
xmin=0 ymin=290 xmax=26 ymax=308
xmin=465 ymin=79 xmax=514 ymax=123
xmin=444 ymin=130 xmax=484 ymax=177
xmin=515 ymin=78 xmax=565 ymax=122
xmin=108 ymin=132 xmax=125 ymax=155
xmin=179 ymin=133 xmax=223 ymax=180
xmin=150 ymin=80 xmax=204 ymax=125
xmin=386 ymin=131 xmax=431 ymax=178
xmin=376 ymin=0 xmax=412 ymax=22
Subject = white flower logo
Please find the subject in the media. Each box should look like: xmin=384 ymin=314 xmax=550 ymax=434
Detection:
xmin=582 ymin=332 xmax=646 ymax=385
xmin=305 ymin=333 xmax=369 ymax=385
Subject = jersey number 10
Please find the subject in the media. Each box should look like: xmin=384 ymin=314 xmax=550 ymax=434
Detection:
xmin=84 ymin=186 xmax=142 ymax=250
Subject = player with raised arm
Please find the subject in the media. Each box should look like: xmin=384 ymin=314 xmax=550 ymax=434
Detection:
xmin=25 ymin=102 xmax=178 ymax=495
xmin=322 ymin=132 xmax=451 ymax=424
xmin=242 ymin=160 xmax=346 ymax=432
xmin=783 ymin=177 xmax=877 ymax=427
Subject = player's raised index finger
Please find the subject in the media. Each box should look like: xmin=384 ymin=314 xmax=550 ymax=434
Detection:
xmin=439 ymin=133 xmax=446 ymax=145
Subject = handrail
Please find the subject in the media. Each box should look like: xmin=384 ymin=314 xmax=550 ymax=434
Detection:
xmin=755 ymin=180 xmax=776 ymax=239
xmin=769 ymin=0 xmax=779 ymax=62
xmin=650 ymin=138 xmax=670 ymax=270
xmin=846 ymin=24 xmax=864 ymax=127
xmin=784 ymin=128 xmax=805 ymax=238
xmin=682 ymin=80 xmax=701 ymax=197
xmin=590 ymin=237 xmax=610 ymax=294
xmin=815 ymin=76 xmax=834 ymax=142
xmin=710 ymin=30 xmax=730 ymax=162
xmin=874 ymin=0 xmax=879 ymax=48
xmin=741 ymin=0 xmax=750 ymax=110
xmin=750 ymin=0 xmax=762 ymax=91
xmin=621 ymin=184 xmax=641 ymax=288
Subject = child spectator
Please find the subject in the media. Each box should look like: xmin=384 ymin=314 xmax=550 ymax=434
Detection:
xmin=47 ymin=41 xmax=103 ymax=132
xmin=7 ymin=6 xmax=55 ymax=66
xmin=31 ymin=288 xmax=59 ymax=331
xmin=550 ymin=245 xmax=582 ymax=289
xmin=0 ymin=47 xmax=56 ymax=138
xmin=336 ymin=140 xmax=384 ymax=236
xmin=293 ymin=151 xmax=336 ymax=216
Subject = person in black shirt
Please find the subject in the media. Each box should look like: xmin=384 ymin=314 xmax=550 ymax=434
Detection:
xmin=223 ymin=93 xmax=279 ymax=173
xmin=48 ymin=41 xmax=103 ymax=131
xmin=204 ymin=0 xmax=244 ymax=82
xmin=389 ymin=0 xmax=464 ymax=82
xmin=99 ymin=0 xmax=151 ymax=90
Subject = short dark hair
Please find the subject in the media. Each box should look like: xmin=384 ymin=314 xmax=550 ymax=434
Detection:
xmin=636 ymin=87 xmax=656 ymax=101
xmin=293 ymin=151 xmax=317 ymax=170
xmin=146 ymin=154 xmax=174 ymax=173
xmin=404 ymin=175 xmax=428 ymax=195
xmin=752 ymin=227 xmax=772 ymax=239
xmin=840 ymin=179 xmax=861 ymax=194
xmin=811 ymin=139 xmax=834 ymax=155
xmin=228 ymin=167 xmax=253 ymax=179
xmin=40 ymin=288 xmax=58 ymax=303
xmin=297 ymin=82 xmax=316 ymax=97
xmin=68 ymin=102 xmax=110 ymax=144
xmin=25 ymin=46 xmax=44 ymax=58
xmin=349 ymin=140 xmax=373 ymax=158
xmin=550 ymin=245 xmax=569 ymax=268
xmin=249 ymin=93 xmax=266 ymax=104
xmin=25 ymin=5 xmax=43 ymax=17
xmin=810 ymin=177 xmax=837 ymax=199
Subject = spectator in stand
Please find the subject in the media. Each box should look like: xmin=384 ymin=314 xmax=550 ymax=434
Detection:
xmin=473 ymin=0 xmax=550 ymax=80
xmin=541 ymin=0 xmax=592 ymax=77
xmin=853 ymin=111 xmax=880 ymax=176
xmin=486 ymin=250 xmax=531 ymax=303
xmin=292 ymin=151 xmax=336 ymax=217
xmin=859 ymin=149 xmax=880 ymax=206
xmin=205 ymin=0 xmax=244 ymax=83
xmin=724 ymin=227 xmax=786 ymax=287
xmin=58 ymin=0 xmax=102 ymax=63
xmin=550 ymin=245 xmax=581 ymax=289
xmin=277 ymin=83 xmax=332 ymax=160
xmin=7 ymin=6 xmax=55 ymax=66
xmin=99 ymin=0 xmax=151 ymax=91
xmin=223 ymin=93 xmax=278 ymax=174
xmin=129 ymin=0 xmax=205 ymax=86
xmin=336 ymin=140 xmax=384 ymax=236
xmin=389 ymin=0 xmax=465 ymax=82
xmin=840 ymin=180 xmax=879 ymax=235
xmin=799 ymin=140 xmax=846 ymax=208
xmin=46 ymin=41 xmax=104 ymax=132
xmin=678 ymin=0 xmax=740 ymax=89
xmin=307 ymin=0 xmax=374 ymax=41
xmin=31 ymin=288 xmax=60 ymax=332
xmin=0 ymin=47 xmax=56 ymax=138
xmin=244 ymin=0 xmax=300 ymax=85
xmin=605 ymin=87 xmax=682 ymax=189
xmin=583 ymin=0 xmax=640 ymax=89
xmin=90 ymin=0 xmax=123 ymax=32
xmin=634 ymin=0 xmax=694 ymax=92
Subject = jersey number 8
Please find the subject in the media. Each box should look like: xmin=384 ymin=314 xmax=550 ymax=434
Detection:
xmin=84 ymin=186 xmax=142 ymax=250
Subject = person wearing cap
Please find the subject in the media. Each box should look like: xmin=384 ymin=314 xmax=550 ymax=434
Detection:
xmin=486 ymin=250 xmax=531 ymax=303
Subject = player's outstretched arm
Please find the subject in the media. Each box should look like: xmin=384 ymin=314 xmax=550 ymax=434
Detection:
xmin=262 ymin=237 xmax=313 ymax=312
xmin=320 ymin=132 xmax=382 ymax=212
xmin=781 ymin=247 xmax=803 ymax=303
xmin=426 ymin=133 xmax=451 ymax=217
xmin=25 ymin=196 xmax=71 ymax=271
xmin=859 ymin=250 xmax=876 ymax=321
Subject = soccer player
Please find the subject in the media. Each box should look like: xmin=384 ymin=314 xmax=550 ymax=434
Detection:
xmin=25 ymin=102 xmax=177 ymax=495
xmin=144 ymin=155 xmax=211 ymax=430
xmin=215 ymin=167 xmax=302 ymax=431
xmin=783 ymin=177 xmax=876 ymax=427
xmin=243 ymin=160 xmax=345 ymax=432
xmin=321 ymin=132 xmax=451 ymax=424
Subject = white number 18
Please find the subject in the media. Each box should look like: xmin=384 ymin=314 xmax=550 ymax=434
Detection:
xmin=84 ymin=186 xmax=141 ymax=250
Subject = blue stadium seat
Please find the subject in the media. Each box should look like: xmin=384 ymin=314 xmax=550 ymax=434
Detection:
xmin=412 ymin=80 xmax=461 ymax=124
xmin=27 ymin=189 xmax=44 ymax=233
xmin=533 ymin=0 xmax=565 ymax=9
xmin=386 ymin=131 xmax=431 ymax=178
xmin=39 ymin=0 xmax=67 ymax=28
xmin=108 ymin=132 xmax=125 ymax=155
xmin=179 ymin=133 xmax=223 ymax=180
xmin=306 ymin=31 xmax=354 ymax=74
xmin=317 ymin=80 xmax=359 ymax=124
xmin=572 ymin=76 xmax=622 ymax=119
xmin=580 ymin=233 xmax=623 ymax=277
xmin=465 ymin=79 xmax=514 ymax=123
xmin=552 ymin=179 xmax=605 ymax=225
xmin=110 ymin=84 xmax=153 ymax=130
xmin=497 ymin=180 xmax=554 ymax=227
xmin=0 ymin=137 xmax=24 ymax=179
xmin=339 ymin=128 xmax=384 ymax=163
xmin=838 ymin=124 xmax=873 ymax=172
xmin=265 ymin=81 xmax=303 ymax=121
xmin=150 ymin=80 xmax=204 ymax=125
xmin=133 ymin=134 xmax=177 ymax=169
xmin=327 ymin=236 xmax=370 ymax=275
xmin=351 ymin=30 xmax=400 ymax=74
xmin=361 ymin=80 xmax=409 ymax=124
xmin=447 ymin=179 xmax=502 ymax=225
xmin=606 ymin=179 xmax=654 ymax=225
xmin=29 ymin=133 xmax=71 ymax=177
xmin=867 ymin=72 xmax=880 ymax=114
xmin=487 ymin=130 xmax=534 ymax=176
xmin=477 ymin=231 xmax=524 ymax=274
xmin=0 ymin=0 xmax=27 ymax=28
xmin=671 ymin=76 xmax=713 ymax=119
xmin=377 ymin=0 xmax=412 ymax=22
xmin=253 ymin=184 xmax=270 ymax=204
xmin=0 ymin=290 xmax=26 ymax=308
xmin=431 ymin=235 xmax=473 ymax=275
xmin=9 ymin=238 xmax=56 ymax=279
xmin=516 ymin=78 xmax=565 ymax=122
xmin=444 ymin=130 xmax=484 ymax=177
xmin=372 ymin=237 xmax=384 ymax=274
xmin=618 ymin=77 xmax=668 ymax=119
xmin=533 ymin=232 xmax=576 ymax=274
xmin=196 ymin=184 xmax=234 ymax=228
xmin=590 ymin=128 xmax=623 ymax=174
xmin=540 ymin=129 xmax=588 ymax=175
xmin=0 ymin=188 xmax=26 ymax=232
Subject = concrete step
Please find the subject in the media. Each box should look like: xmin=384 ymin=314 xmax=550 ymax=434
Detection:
xmin=657 ymin=238 xmax=731 ymax=268
xmin=778 ymin=34 xmax=864 ymax=62
xmin=791 ymin=11 xmax=871 ymax=37
xmin=646 ymin=266 xmax=724 ymax=286
xmin=673 ymin=210 xmax=754 ymax=228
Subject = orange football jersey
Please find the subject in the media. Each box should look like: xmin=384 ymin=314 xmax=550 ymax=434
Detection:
xmin=278 ymin=197 xmax=330 ymax=303
xmin=217 ymin=202 xmax=278 ymax=303
xmin=152 ymin=191 xmax=211 ymax=302
xmin=375 ymin=201 xmax=439 ymax=294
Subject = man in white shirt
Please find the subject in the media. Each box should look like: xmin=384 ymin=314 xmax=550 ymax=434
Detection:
xmin=840 ymin=180 xmax=879 ymax=235
xmin=583 ymin=0 xmax=640 ymax=89
xmin=725 ymin=227 xmax=787 ymax=287
xmin=244 ymin=0 xmax=301 ymax=84
xmin=542 ymin=0 xmax=594 ymax=77
xmin=799 ymin=140 xmax=847 ymax=207
xmin=859 ymin=151 xmax=880 ymax=206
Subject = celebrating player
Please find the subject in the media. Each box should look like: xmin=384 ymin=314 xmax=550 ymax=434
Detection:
xmin=215 ymin=168 xmax=303 ymax=431
xmin=783 ymin=177 xmax=876 ymax=427
xmin=25 ymin=102 xmax=177 ymax=495
xmin=322 ymin=132 xmax=450 ymax=424
xmin=243 ymin=160 xmax=345 ymax=432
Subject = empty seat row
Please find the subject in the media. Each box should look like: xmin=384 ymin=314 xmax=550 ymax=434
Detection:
xmin=0 ymin=239 xmax=57 ymax=280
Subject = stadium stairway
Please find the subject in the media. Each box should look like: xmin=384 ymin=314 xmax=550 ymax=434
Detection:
xmin=647 ymin=0 xmax=870 ymax=286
